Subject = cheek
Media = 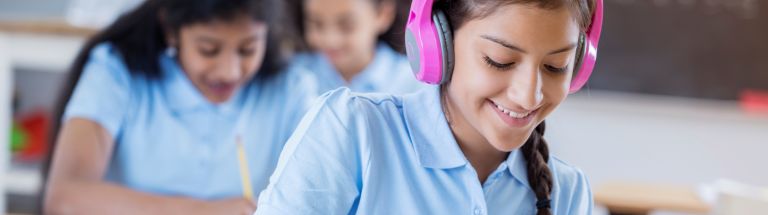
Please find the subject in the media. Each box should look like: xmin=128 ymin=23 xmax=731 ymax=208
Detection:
xmin=339 ymin=27 xmax=375 ymax=53
xmin=539 ymin=74 xmax=570 ymax=118
xmin=545 ymin=71 xmax=572 ymax=100
xmin=343 ymin=14 xmax=380 ymax=48
xmin=179 ymin=50 xmax=215 ymax=79
xmin=454 ymin=58 xmax=507 ymax=100
xmin=305 ymin=29 xmax=322 ymax=48
xmin=450 ymin=61 xmax=506 ymax=119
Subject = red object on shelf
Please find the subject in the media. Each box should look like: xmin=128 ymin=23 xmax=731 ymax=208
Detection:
xmin=15 ymin=110 xmax=50 ymax=161
xmin=741 ymin=89 xmax=768 ymax=113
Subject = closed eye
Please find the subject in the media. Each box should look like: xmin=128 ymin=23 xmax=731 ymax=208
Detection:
xmin=544 ymin=64 xmax=567 ymax=73
xmin=239 ymin=47 xmax=255 ymax=56
xmin=483 ymin=56 xmax=514 ymax=70
xmin=199 ymin=47 xmax=219 ymax=58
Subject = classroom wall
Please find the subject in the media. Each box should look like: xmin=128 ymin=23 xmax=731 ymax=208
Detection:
xmin=547 ymin=90 xmax=768 ymax=188
xmin=0 ymin=0 xmax=69 ymax=20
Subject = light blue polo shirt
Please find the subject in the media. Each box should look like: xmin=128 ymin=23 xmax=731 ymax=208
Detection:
xmin=63 ymin=43 xmax=318 ymax=200
xmin=256 ymin=86 xmax=593 ymax=214
xmin=290 ymin=43 xmax=424 ymax=95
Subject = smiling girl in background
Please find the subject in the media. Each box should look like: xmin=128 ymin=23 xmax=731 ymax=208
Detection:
xmin=44 ymin=0 xmax=316 ymax=214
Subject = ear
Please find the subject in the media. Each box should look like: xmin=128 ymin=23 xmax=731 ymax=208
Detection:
xmin=375 ymin=0 xmax=397 ymax=34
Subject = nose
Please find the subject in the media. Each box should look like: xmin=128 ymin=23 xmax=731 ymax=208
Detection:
xmin=506 ymin=62 xmax=543 ymax=110
xmin=213 ymin=53 xmax=242 ymax=83
xmin=317 ymin=28 xmax=343 ymax=51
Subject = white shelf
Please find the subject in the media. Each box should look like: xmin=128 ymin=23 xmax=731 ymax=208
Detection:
xmin=0 ymin=32 xmax=86 ymax=72
xmin=5 ymin=165 xmax=42 ymax=195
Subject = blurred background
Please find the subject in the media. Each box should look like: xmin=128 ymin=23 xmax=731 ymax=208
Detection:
xmin=0 ymin=0 xmax=767 ymax=214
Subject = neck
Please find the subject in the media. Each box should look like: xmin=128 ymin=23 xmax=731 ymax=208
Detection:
xmin=440 ymin=86 xmax=508 ymax=184
xmin=337 ymin=63 xmax=366 ymax=82
xmin=334 ymin=49 xmax=375 ymax=83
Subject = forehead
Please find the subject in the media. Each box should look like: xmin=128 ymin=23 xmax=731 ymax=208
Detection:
xmin=461 ymin=4 xmax=580 ymax=50
xmin=182 ymin=16 xmax=266 ymax=37
xmin=304 ymin=0 xmax=373 ymax=15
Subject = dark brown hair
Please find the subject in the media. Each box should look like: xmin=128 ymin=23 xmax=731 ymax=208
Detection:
xmin=439 ymin=1 xmax=596 ymax=214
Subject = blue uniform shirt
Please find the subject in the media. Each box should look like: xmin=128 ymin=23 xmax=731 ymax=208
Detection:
xmin=256 ymin=86 xmax=593 ymax=214
xmin=290 ymin=43 xmax=424 ymax=95
xmin=63 ymin=43 xmax=318 ymax=200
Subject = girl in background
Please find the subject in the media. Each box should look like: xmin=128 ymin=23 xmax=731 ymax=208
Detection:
xmin=44 ymin=0 xmax=316 ymax=214
xmin=289 ymin=0 xmax=424 ymax=94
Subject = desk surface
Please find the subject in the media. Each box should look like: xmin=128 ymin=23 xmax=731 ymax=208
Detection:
xmin=0 ymin=19 xmax=96 ymax=37
xmin=594 ymin=182 xmax=711 ymax=214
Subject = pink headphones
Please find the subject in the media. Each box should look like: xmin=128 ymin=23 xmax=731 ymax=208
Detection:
xmin=405 ymin=0 xmax=604 ymax=93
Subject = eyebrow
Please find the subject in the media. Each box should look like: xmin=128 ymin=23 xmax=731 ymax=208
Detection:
xmin=481 ymin=35 xmax=576 ymax=55
xmin=196 ymin=35 xmax=260 ymax=47
xmin=195 ymin=36 xmax=222 ymax=45
xmin=239 ymin=36 xmax=259 ymax=46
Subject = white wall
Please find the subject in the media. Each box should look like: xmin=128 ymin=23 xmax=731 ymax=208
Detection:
xmin=546 ymin=90 xmax=768 ymax=214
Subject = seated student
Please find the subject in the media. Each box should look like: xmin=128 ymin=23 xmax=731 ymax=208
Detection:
xmin=289 ymin=0 xmax=424 ymax=94
xmin=256 ymin=0 xmax=603 ymax=214
xmin=44 ymin=0 xmax=316 ymax=214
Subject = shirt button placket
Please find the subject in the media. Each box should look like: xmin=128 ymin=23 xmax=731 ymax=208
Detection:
xmin=473 ymin=207 xmax=483 ymax=215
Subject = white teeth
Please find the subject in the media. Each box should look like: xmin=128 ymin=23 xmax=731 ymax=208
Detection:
xmin=493 ymin=102 xmax=531 ymax=119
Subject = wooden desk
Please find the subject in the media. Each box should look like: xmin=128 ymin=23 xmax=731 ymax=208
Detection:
xmin=594 ymin=182 xmax=711 ymax=215
xmin=0 ymin=19 xmax=96 ymax=37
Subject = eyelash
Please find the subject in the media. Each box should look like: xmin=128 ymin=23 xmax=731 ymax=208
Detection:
xmin=545 ymin=65 xmax=567 ymax=73
xmin=239 ymin=48 xmax=255 ymax=56
xmin=200 ymin=48 xmax=219 ymax=58
xmin=483 ymin=56 xmax=514 ymax=70
xmin=483 ymin=56 xmax=567 ymax=73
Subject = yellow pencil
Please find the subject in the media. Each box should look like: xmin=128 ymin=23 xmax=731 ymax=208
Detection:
xmin=236 ymin=136 xmax=254 ymax=201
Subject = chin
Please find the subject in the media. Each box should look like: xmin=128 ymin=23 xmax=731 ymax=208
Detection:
xmin=205 ymin=95 xmax=231 ymax=104
xmin=487 ymin=128 xmax=536 ymax=152
xmin=489 ymin=138 xmax=527 ymax=152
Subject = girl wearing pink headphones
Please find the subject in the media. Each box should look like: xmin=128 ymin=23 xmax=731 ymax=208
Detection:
xmin=257 ymin=0 xmax=603 ymax=214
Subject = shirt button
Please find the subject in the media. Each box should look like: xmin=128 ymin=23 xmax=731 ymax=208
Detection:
xmin=473 ymin=208 xmax=482 ymax=215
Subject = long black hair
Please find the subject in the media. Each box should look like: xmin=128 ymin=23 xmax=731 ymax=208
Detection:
xmin=42 ymin=0 xmax=287 ymax=211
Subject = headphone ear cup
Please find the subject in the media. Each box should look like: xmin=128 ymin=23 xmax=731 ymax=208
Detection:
xmin=572 ymin=34 xmax=587 ymax=77
xmin=433 ymin=9 xmax=454 ymax=84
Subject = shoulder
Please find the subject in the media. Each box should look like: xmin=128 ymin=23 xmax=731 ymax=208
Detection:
xmin=79 ymin=42 xmax=139 ymax=86
xmin=549 ymin=156 xmax=590 ymax=190
xmin=254 ymin=62 xmax=320 ymax=106
xmin=289 ymin=88 xmax=405 ymax=142
xmin=548 ymin=155 xmax=593 ymax=213
xmin=320 ymin=88 xmax=404 ymax=114
xmin=86 ymin=42 xmax=129 ymax=70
